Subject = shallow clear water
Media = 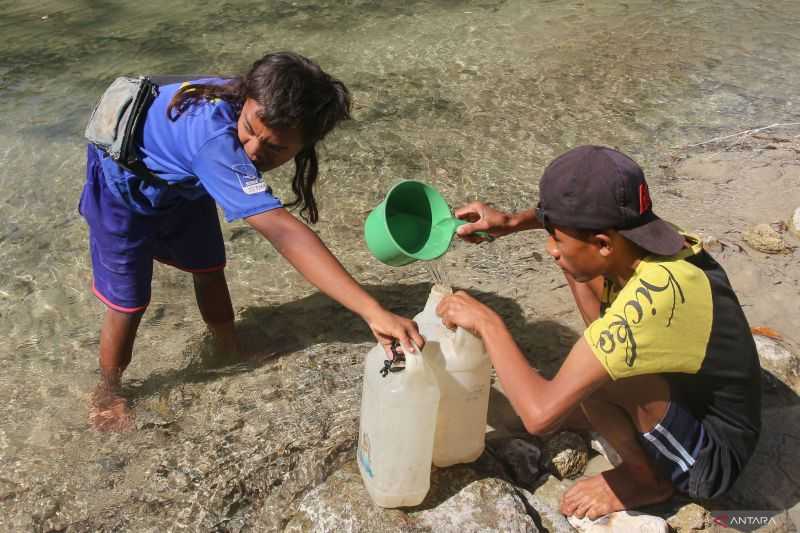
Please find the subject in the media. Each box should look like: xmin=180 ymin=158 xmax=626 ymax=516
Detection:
xmin=1 ymin=0 xmax=799 ymax=526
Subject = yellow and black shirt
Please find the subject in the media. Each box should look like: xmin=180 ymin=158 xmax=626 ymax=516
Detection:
xmin=584 ymin=234 xmax=761 ymax=489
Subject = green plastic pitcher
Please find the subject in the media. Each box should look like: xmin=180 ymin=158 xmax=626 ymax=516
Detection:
xmin=364 ymin=180 xmax=477 ymax=266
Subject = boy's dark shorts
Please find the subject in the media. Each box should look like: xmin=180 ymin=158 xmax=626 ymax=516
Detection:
xmin=79 ymin=147 xmax=226 ymax=313
xmin=640 ymin=399 xmax=737 ymax=500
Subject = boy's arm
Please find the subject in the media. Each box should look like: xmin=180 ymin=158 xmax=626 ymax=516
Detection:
xmin=246 ymin=208 xmax=424 ymax=354
xmin=454 ymin=203 xmax=542 ymax=242
xmin=564 ymin=273 xmax=604 ymax=327
xmin=437 ymin=291 xmax=610 ymax=435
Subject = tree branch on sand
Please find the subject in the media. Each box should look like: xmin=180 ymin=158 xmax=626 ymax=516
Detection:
xmin=674 ymin=122 xmax=800 ymax=149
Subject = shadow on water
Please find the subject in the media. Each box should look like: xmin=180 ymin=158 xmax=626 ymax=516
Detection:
xmin=123 ymin=282 xmax=571 ymax=401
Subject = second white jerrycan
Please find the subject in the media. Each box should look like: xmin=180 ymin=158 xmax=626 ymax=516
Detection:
xmin=357 ymin=342 xmax=440 ymax=508
xmin=413 ymin=284 xmax=493 ymax=468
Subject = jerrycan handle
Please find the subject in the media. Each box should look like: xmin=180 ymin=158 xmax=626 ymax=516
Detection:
xmin=379 ymin=340 xmax=425 ymax=377
xmin=403 ymin=343 xmax=425 ymax=374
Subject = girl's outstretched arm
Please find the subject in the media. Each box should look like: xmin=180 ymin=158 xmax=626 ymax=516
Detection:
xmin=246 ymin=208 xmax=424 ymax=355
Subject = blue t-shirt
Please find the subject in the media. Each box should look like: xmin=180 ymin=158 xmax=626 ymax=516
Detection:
xmin=97 ymin=78 xmax=283 ymax=221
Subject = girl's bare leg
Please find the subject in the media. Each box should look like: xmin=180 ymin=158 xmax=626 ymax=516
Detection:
xmin=90 ymin=308 xmax=143 ymax=431
xmin=193 ymin=270 xmax=240 ymax=356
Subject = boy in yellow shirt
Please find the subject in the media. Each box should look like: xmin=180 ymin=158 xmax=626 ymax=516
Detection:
xmin=440 ymin=145 xmax=761 ymax=518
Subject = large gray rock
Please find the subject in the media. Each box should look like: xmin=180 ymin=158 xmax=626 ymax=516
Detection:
xmin=284 ymin=462 xmax=415 ymax=532
xmin=520 ymin=487 xmax=577 ymax=533
xmin=414 ymin=477 xmax=539 ymax=532
xmin=285 ymin=461 xmax=541 ymax=532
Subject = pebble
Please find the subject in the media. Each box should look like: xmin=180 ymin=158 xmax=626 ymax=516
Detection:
xmin=542 ymin=431 xmax=589 ymax=480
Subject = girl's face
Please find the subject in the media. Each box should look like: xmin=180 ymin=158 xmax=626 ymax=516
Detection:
xmin=237 ymin=98 xmax=304 ymax=172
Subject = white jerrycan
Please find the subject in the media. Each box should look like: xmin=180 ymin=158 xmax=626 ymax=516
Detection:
xmin=413 ymin=284 xmax=492 ymax=467
xmin=357 ymin=342 xmax=440 ymax=508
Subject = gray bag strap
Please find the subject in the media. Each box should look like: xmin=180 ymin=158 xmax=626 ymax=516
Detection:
xmin=84 ymin=75 xmax=218 ymax=187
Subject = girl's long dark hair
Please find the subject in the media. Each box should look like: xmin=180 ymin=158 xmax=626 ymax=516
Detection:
xmin=166 ymin=51 xmax=351 ymax=223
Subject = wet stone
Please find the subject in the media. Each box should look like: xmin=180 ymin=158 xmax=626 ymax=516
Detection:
xmin=96 ymin=455 xmax=127 ymax=473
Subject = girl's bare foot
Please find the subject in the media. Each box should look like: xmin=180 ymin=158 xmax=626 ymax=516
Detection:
xmin=560 ymin=464 xmax=674 ymax=520
xmin=89 ymin=383 xmax=135 ymax=432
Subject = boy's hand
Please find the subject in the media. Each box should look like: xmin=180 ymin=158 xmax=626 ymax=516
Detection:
xmin=365 ymin=308 xmax=425 ymax=358
xmin=454 ymin=202 xmax=514 ymax=243
xmin=436 ymin=290 xmax=502 ymax=338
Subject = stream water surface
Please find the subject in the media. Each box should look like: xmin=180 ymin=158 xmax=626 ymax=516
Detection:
xmin=1 ymin=0 xmax=800 ymax=529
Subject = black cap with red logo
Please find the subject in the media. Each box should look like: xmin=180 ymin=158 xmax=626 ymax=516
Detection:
xmin=536 ymin=145 xmax=685 ymax=256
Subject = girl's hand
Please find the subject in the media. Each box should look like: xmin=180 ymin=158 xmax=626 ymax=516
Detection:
xmin=436 ymin=291 xmax=501 ymax=338
xmin=454 ymin=202 xmax=515 ymax=243
xmin=365 ymin=308 xmax=426 ymax=358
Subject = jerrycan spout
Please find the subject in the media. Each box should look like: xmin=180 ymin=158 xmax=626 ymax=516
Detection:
xmin=420 ymin=283 xmax=453 ymax=317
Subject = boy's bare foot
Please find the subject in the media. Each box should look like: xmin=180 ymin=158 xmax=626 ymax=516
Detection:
xmin=560 ymin=464 xmax=674 ymax=520
xmin=89 ymin=383 xmax=135 ymax=432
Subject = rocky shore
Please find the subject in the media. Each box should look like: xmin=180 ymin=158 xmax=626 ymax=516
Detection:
xmin=3 ymin=133 xmax=799 ymax=532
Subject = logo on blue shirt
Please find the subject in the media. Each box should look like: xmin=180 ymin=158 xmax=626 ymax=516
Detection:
xmin=233 ymin=164 xmax=266 ymax=195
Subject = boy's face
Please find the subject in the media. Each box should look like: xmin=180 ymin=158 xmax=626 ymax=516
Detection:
xmin=545 ymin=225 xmax=610 ymax=282
xmin=238 ymin=98 xmax=305 ymax=172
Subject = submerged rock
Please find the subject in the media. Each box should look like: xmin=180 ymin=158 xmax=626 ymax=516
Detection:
xmin=542 ymin=432 xmax=589 ymax=480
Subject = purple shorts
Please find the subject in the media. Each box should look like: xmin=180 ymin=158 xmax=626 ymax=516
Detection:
xmin=79 ymin=147 xmax=226 ymax=313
